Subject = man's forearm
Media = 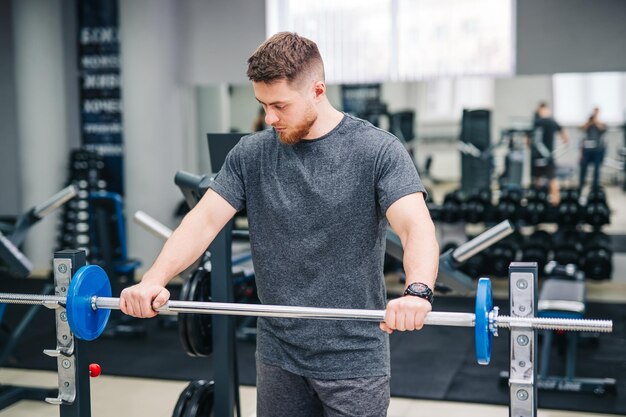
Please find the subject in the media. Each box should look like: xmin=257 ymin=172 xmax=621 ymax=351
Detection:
xmin=401 ymin=224 xmax=439 ymax=290
xmin=142 ymin=189 xmax=237 ymax=287
xmin=142 ymin=214 xmax=217 ymax=286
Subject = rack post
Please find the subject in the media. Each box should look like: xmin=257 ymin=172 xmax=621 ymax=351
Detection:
xmin=508 ymin=262 xmax=538 ymax=417
xmin=211 ymin=221 xmax=236 ymax=416
xmin=51 ymin=249 xmax=92 ymax=417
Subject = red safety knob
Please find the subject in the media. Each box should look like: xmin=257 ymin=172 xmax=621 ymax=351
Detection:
xmin=89 ymin=363 xmax=101 ymax=378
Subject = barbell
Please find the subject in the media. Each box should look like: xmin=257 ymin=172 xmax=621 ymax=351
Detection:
xmin=0 ymin=265 xmax=613 ymax=365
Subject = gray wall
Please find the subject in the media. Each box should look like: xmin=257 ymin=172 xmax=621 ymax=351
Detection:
xmin=120 ymin=0 xmax=194 ymax=269
xmin=0 ymin=1 xmax=80 ymax=219
xmin=0 ymin=0 xmax=20 ymax=215
xmin=1 ymin=0 xmax=267 ymax=271
xmin=229 ymin=84 xmax=259 ymax=134
xmin=516 ymin=0 xmax=626 ymax=75
xmin=180 ymin=0 xmax=266 ymax=85
xmin=493 ymin=75 xmax=553 ymax=135
xmin=61 ymin=1 xmax=81 ymax=151
xmin=196 ymin=85 xmax=230 ymax=174
xmin=118 ymin=0 xmax=266 ymax=268
xmin=13 ymin=0 xmax=72 ymax=268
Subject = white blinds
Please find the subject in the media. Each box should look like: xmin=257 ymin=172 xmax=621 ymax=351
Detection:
xmin=553 ymin=73 xmax=626 ymax=125
xmin=266 ymin=0 xmax=514 ymax=83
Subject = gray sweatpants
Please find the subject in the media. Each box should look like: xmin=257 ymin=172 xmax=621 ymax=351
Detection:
xmin=256 ymin=360 xmax=390 ymax=417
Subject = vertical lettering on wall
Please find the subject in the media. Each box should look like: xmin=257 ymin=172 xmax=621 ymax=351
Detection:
xmin=78 ymin=0 xmax=124 ymax=195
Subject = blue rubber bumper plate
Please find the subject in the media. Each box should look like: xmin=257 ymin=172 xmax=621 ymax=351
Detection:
xmin=67 ymin=265 xmax=111 ymax=341
xmin=475 ymin=277 xmax=493 ymax=365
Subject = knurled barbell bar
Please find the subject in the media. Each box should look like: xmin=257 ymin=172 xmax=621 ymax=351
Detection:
xmin=0 ymin=265 xmax=613 ymax=365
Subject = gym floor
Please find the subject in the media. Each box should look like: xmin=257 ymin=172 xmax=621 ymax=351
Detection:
xmin=1 ymin=185 xmax=625 ymax=417
xmin=0 ymin=367 xmax=621 ymax=417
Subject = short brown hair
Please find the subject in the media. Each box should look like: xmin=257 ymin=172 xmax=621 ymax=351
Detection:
xmin=247 ymin=32 xmax=324 ymax=85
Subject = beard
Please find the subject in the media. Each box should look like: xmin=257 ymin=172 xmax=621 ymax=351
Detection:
xmin=275 ymin=106 xmax=317 ymax=145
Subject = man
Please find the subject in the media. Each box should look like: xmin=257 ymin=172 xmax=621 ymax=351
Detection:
xmin=579 ymin=107 xmax=607 ymax=192
xmin=531 ymin=102 xmax=569 ymax=205
xmin=120 ymin=32 xmax=438 ymax=416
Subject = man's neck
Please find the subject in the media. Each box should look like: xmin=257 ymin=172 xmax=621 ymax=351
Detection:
xmin=303 ymin=102 xmax=344 ymax=140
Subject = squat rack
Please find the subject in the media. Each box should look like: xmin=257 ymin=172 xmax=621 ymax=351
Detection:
xmin=3 ymin=246 xmax=612 ymax=416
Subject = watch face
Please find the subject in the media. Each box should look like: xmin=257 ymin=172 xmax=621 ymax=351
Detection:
xmin=406 ymin=282 xmax=433 ymax=303
xmin=411 ymin=283 xmax=428 ymax=292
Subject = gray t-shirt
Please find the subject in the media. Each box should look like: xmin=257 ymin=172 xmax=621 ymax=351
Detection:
xmin=208 ymin=113 xmax=425 ymax=379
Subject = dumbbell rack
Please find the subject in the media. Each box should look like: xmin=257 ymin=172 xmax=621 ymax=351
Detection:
xmin=56 ymin=149 xmax=107 ymax=260
xmin=432 ymin=187 xmax=614 ymax=281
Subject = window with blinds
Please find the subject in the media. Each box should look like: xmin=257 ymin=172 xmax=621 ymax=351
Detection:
xmin=266 ymin=0 xmax=514 ymax=83
xmin=553 ymin=73 xmax=626 ymax=125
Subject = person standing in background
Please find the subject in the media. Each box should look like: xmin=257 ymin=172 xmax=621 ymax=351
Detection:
xmin=531 ymin=102 xmax=569 ymax=205
xmin=579 ymin=107 xmax=607 ymax=193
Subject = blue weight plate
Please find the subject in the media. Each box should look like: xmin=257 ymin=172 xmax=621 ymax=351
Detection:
xmin=475 ymin=277 xmax=493 ymax=365
xmin=67 ymin=265 xmax=112 ymax=341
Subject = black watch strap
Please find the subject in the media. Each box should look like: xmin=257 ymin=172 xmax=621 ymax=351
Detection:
xmin=403 ymin=282 xmax=434 ymax=304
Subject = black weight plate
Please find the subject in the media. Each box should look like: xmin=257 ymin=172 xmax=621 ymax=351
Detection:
xmin=196 ymin=269 xmax=214 ymax=355
xmin=186 ymin=269 xmax=202 ymax=357
xmin=183 ymin=380 xmax=215 ymax=417
xmin=172 ymin=380 xmax=205 ymax=417
xmin=188 ymin=269 xmax=213 ymax=357
xmin=178 ymin=271 xmax=195 ymax=356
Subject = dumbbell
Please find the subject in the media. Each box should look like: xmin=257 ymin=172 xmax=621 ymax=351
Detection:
xmin=521 ymin=230 xmax=552 ymax=273
xmin=441 ymin=190 xmax=465 ymax=223
xmin=544 ymin=261 xmax=584 ymax=281
xmin=584 ymin=187 xmax=611 ymax=226
xmin=524 ymin=187 xmax=550 ymax=224
xmin=463 ymin=188 xmax=492 ymax=224
xmin=557 ymin=188 xmax=581 ymax=226
xmin=580 ymin=232 xmax=613 ymax=280
xmin=485 ymin=232 xmax=522 ymax=277
xmin=552 ymin=229 xmax=584 ymax=267
xmin=496 ymin=187 xmax=523 ymax=222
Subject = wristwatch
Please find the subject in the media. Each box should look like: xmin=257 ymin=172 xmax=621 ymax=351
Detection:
xmin=403 ymin=282 xmax=434 ymax=304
